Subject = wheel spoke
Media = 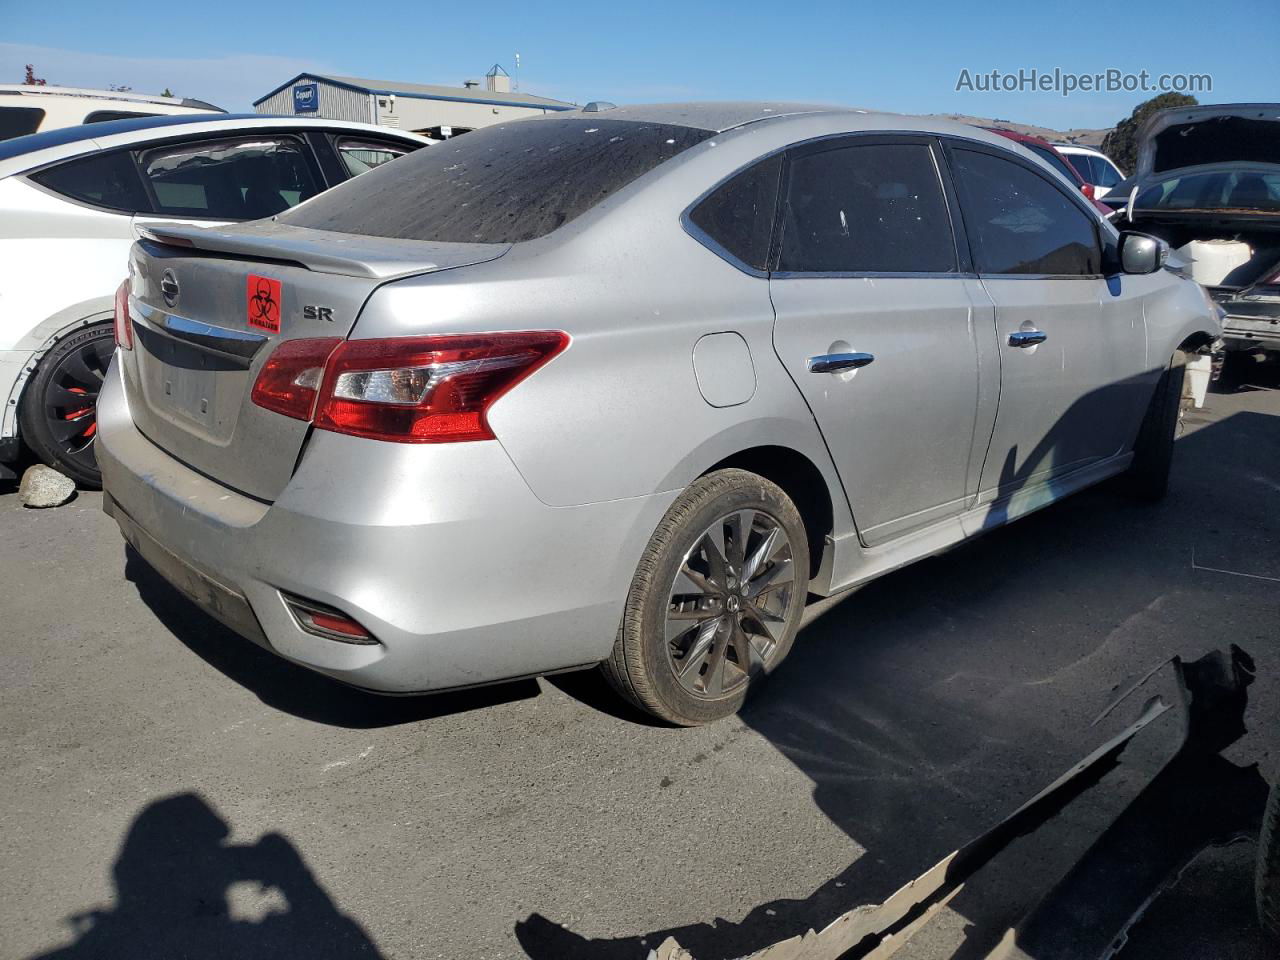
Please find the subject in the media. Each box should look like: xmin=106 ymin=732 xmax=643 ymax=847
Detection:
xmin=743 ymin=599 xmax=785 ymax=644
xmin=60 ymin=350 xmax=101 ymax=389
xmin=703 ymin=632 xmax=730 ymax=695
xmin=742 ymin=526 xmax=780 ymax=582
xmin=677 ymin=617 xmax=721 ymax=678
xmin=730 ymin=620 xmax=764 ymax=674
xmin=666 ymin=600 xmax=721 ymax=621
xmin=47 ymin=418 xmax=92 ymax=443
xmin=724 ymin=510 xmax=754 ymax=570
xmin=43 ymin=382 xmax=94 ymax=411
xmin=673 ymin=563 xmax=716 ymax=598
xmin=748 ymin=558 xmax=795 ymax=598
xmin=701 ymin=527 xmax=729 ymax=586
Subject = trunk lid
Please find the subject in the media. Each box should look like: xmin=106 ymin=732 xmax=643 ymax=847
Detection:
xmin=121 ymin=222 xmax=509 ymax=501
xmin=1136 ymin=103 xmax=1280 ymax=178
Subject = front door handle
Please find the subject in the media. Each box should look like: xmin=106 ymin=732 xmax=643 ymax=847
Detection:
xmin=808 ymin=352 xmax=875 ymax=373
xmin=1008 ymin=330 xmax=1048 ymax=348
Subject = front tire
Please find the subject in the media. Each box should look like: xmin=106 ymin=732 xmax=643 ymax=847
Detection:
xmin=601 ymin=469 xmax=809 ymax=726
xmin=1124 ymin=350 xmax=1188 ymax=502
xmin=18 ymin=323 xmax=114 ymax=489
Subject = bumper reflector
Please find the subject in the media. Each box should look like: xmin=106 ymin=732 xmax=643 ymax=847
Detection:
xmin=282 ymin=594 xmax=378 ymax=645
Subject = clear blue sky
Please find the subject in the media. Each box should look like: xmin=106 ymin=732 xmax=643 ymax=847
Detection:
xmin=3 ymin=0 xmax=1275 ymax=130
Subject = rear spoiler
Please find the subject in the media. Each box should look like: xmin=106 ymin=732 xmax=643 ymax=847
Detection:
xmin=136 ymin=222 xmax=510 ymax=281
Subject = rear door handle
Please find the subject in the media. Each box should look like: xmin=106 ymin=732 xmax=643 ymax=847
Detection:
xmin=808 ymin=352 xmax=875 ymax=373
xmin=1008 ymin=330 xmax=1048 ymax=348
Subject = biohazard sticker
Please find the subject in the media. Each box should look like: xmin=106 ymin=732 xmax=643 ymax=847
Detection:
xmin=247 ymin=274 xmax=282 ymax=333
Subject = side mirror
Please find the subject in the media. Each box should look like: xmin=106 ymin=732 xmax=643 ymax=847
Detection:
xmin=1118 ymin=231 xmax=1166 ymax=275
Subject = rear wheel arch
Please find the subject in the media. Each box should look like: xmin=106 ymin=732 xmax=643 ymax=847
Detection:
xmin=705 ymin=445 xmax=834 ymax=581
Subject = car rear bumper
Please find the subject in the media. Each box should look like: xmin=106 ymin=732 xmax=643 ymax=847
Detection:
xmin=96 ymin=358 xmax=673 ymax=693
xmin=1222 ymin=314 xmax=1280 ymax=352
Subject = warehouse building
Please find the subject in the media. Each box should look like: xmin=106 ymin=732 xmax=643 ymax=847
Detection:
xmin=253 ymin=66 xmax=576 ymax=138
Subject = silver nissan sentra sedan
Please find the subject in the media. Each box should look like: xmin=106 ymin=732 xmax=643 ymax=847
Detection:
xmin=98 ymin=103 xmax=1220 ymax=725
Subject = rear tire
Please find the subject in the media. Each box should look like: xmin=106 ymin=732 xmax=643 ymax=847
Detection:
xmin=1124 ymin=350 xmax=1187 ymax=502
xmin=18 ymin=323 xmax=114 ymax=489
xmin=1259 ymin=779 xmax=1280 ymax=946
xmin=601 ymin=469 xmax=808 ymax=726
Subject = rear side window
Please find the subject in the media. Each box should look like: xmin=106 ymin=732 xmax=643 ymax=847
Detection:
xmin=281 ymin=118 xmax=715 ymax=243
xmin=777 ymin=142 xmax=956 ymax=274
xmin=140 ymin=136 xmax=321 ymax=220
xmin=951 ymin=149 xmax=1101 ymax=276
xmin=1091 ymin=156 xmax=1122 ymax=187
xmin=30 ymin=151 xmax=149 ymax=213
xmin=688 ymin=154 xmax=782 ymax=271
xmin=336 ymin=137 xmax=413 ymax=178
xmin=0 ymin=106 xmax=45 ymax=140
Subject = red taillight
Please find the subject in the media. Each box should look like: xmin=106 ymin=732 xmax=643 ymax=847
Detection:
xmin=250 ymin=337 xmax=341 ymax=421
xmin=251 ymin=332 xmax=569 ymax=443
xmin=113 ymin=279 xmax=133 ymax=350
xmin=1081 ymin=183 xmax=1096 ymax=199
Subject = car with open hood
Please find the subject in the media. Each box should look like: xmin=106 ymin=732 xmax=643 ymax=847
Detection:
xmin=1106 ymin=103 xmax=1280 ymax=375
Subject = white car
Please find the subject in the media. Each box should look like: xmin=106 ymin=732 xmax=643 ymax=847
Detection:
xmin=0 ymin=114 xmax=430 ymax=485
xmin=0 ymin=85 xmax=224 ymax=140
xmin=1055 ymin=143 xmax=1125 ymax=200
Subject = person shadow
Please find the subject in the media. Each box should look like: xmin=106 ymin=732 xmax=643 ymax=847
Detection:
xmin=29 ymin=793 xmax=384 ymax=959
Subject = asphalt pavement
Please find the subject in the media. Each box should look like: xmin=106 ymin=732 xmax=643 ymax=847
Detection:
xmin=3 ymin=369 xmax=1277 ymax=960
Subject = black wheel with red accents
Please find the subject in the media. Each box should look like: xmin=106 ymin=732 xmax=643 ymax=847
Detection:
xmin=19 ymin=323 xmax=115 ymax=489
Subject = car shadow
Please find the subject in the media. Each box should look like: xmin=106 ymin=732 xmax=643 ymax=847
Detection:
xmin=518 ymin=382 xmax=1279 ymax=958
xmin=25 ymin=792 xmax=386 ymax=960
xmin=123 ymin=545 xmax=540 ymax=729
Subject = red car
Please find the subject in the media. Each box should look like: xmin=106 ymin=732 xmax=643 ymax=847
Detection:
xmin=984 ymin=127 xmax=1114 ymax=216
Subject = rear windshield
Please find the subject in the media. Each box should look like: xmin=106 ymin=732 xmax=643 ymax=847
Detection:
xmin=0 ymin=106 xmax=45 ymax=141
xmin=1136 ymin=170 xmax=1280 ymax=213
xmin=280 ymin=117 xmax=715 ymax=243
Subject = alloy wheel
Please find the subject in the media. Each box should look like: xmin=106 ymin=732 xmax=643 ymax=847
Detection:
xmin=38 ymin=335 xmax=114 ymax=475
xmin=664 ymin=508 xmax=796 ymax=698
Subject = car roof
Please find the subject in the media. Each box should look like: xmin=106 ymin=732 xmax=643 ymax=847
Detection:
xmin=982 ymin=126 xmax=1056 ymax=148
xmin=550 ymin=101 xmax=861 ymax=132
xmin=0 ymin=114 xmax=431 ymax=177
xmin=0 ymin=83 xmax=222 ymax=111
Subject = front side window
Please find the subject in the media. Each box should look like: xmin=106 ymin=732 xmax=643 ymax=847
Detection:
xmin=29 ymin=150 xmax=149 ymax=213
xmin=951 ymin=148 xmax=1101 ymax=276
xmin=777 ymin=142 xmax=956 ymax=274
xmin=281 ymin=118 xmax=715 ymax=244
xmin=688 ymin=154 xmax=782 ymax=271
xmin=0 ymin=106 xmax=45 ymax=140
xmin=140 ymin=136 xmax=321 ymax=220
xmin=336 ymin=137 xmax=414 ymax=178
